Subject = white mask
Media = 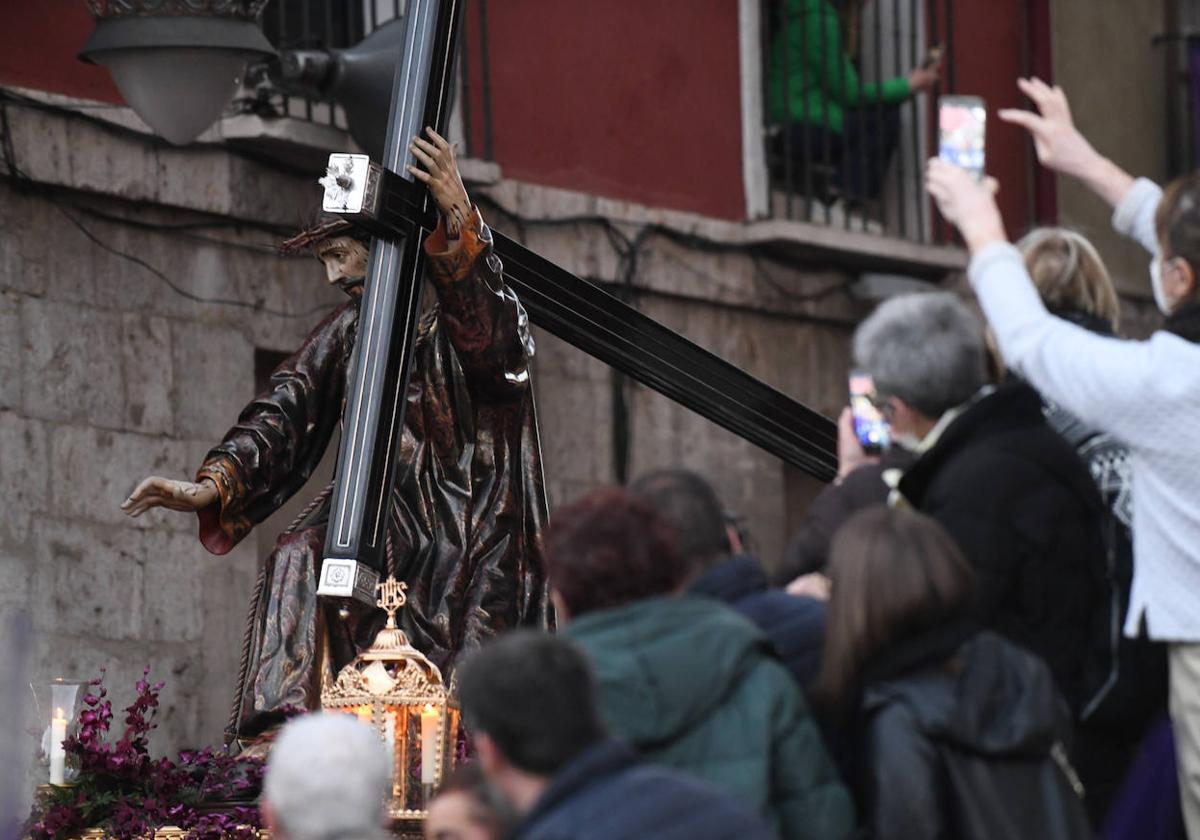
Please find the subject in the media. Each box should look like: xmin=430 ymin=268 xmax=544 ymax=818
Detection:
xmin=1151 ymin=257 xmax=1173 ymax=316
xmin=890 ymin=431 xmax=923 ymax=453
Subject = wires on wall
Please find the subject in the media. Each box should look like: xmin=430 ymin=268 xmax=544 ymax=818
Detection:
xmin=0 ymin=88 xmax=338 ymax=321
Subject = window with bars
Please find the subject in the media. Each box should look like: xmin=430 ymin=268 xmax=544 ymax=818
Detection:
xmin=760 ymin=0 xmax=955 ymax=243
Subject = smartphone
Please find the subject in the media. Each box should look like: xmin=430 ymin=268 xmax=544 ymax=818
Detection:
xmin=849 ymin=371 xmax=889 ymax=455
xmin=938 ymin=95 xmax=986 ymax=180
xmin=923 ymin=43 xmax=942 ymax=69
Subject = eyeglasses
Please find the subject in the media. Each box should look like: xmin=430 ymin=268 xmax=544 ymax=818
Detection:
xmin=867 ymin=392 xmax=895 ymax=421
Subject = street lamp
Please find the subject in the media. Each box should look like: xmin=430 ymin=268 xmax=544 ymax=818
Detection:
xmin=79 ymin=0 xmax=276 ymax=146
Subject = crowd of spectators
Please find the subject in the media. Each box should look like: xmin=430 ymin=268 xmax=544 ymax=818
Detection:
xmin=262 ymin=76 xmax=1200 ymax=840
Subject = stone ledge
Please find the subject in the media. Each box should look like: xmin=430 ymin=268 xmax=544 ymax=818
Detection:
xmin=478 ymin=178 xmax=967 ymax=280
xmin=4 ymin=87 xmax=501 ymax=229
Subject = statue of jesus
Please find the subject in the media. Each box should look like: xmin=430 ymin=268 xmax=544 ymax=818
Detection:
xmin=122 ymin=130 xmax=550 ymax=740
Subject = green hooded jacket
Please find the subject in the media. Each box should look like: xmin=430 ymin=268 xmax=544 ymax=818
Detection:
xmin=767 ymin=0 xmax=911 ymax=134
xmin=564 ymin=597 xmax=855 ymax=840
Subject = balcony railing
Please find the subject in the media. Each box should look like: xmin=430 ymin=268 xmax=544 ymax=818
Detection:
xmin=760 ymin=0 xmax=956 ymax=243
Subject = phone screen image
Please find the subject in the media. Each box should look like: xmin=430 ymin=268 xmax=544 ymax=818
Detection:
xmin=938 ymin=97 xmax=986 ymax=178
xmin=849 ymin=372 xmax=889 ymax=454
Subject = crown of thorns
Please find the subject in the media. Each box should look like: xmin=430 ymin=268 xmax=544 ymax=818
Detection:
xmin=279 ymin=218 xmax=371 ymax=256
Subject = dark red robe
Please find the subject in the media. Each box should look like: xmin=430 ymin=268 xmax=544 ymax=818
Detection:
xmin=194 ymin=210 xmax=550 ymax=736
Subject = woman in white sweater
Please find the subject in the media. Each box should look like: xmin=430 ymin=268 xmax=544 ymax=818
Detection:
xmin=926 ymin=76 xmax=1200 ymax=836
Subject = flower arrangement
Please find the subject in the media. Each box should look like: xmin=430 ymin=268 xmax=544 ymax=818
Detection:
xmin=27 ymin=669 xmax=268 ymax=840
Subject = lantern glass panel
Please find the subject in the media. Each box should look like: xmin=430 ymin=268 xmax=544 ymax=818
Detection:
xmin=31 ymin=679 xmax=88 ymax=785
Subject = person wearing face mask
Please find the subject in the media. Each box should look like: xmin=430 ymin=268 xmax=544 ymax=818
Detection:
xmin=850 ymin=291 xmax=1107 ymax=755
xmin=927 ymin=77 xmax=1200 ymax=838
xmin=120 ymin=129 xmax=551 ymax=742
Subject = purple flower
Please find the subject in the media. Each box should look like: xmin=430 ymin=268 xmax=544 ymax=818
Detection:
xmin=24 ymin=669 xmax=269 ymax=840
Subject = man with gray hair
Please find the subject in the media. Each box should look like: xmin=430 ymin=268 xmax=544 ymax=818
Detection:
xmin=853 ymin=292 xmax=1106 ymax=722
xmin=261 ymin=714 xmax=393 ymax=840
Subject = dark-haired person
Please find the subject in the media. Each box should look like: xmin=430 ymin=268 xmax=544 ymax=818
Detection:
xmin=818 ymin=506 xmax=1091 ymax=839
xmin=547 ymin=487 xmax=853 ymax=840
xmin=457 ymin=631 xmax=773 ymax=840
xmin=628 ymin=469 xmax=826 ymax=688
xmin=426 ymin=763 xmax=516 ymax=840
xmin=928 ymin=76 xmax=1200 ymax=836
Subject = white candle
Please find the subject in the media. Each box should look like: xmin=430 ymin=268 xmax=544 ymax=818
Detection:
xmin=49 ymin=709 xmax=67 ymax=786
xmin=383 ymin=710 xmax=397 ymax=779
xmin=420 ymin=704 xmax=439 ymax=785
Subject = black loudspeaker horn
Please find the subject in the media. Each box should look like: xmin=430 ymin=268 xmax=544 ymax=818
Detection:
xmin=271 ymin=18 xmax=408 ymax=161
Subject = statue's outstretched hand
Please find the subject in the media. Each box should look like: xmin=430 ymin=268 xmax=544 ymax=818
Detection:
xmin=407 ymin=127 xmax=471 ymax=236
xmin=121 ymin=476 xmax=218 ymax=517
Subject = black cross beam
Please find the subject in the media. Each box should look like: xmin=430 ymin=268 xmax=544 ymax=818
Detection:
xmin=314 ymin=0 xmax=461 ymax=604
xmin=317 ymin=0 xmax=837 ymax=605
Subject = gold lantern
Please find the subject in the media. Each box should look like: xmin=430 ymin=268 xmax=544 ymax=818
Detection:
xmin=320 ymin=576 xmax=460 ymax=825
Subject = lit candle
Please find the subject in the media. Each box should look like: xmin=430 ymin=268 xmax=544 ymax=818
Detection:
xmin=420 ymin=704 xmax=439 ymax=785
xmin=383 ymin=710 xmax=397 ymax=777
xmin=49 ymin=708 xmax=67 ymax=786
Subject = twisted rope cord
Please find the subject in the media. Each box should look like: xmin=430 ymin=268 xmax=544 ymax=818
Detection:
xmin=224 ymin=482 xmax=335 ymax=747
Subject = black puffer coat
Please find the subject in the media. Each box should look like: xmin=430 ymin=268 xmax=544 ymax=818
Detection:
xmin=779 ymin=447 xmax=915 ymax=584
xmin=858 ymin=628 xmax=1091 ymax=840
xmin=896 ymin=380 xmax=1107 ymax=711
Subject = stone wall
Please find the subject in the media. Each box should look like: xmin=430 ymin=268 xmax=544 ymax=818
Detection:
xmin=0 ymin=176 xmax=343 ymax=777
xmin=1051 ymin=0 xmax=1167 ymax=298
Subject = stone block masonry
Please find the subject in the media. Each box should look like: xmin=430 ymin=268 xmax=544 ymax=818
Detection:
xmin=0 ymin=167 xmax=337 ymax=787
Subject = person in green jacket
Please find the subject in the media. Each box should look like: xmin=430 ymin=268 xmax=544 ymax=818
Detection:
xmin=545 ymin=486 xmax=855 ymax=840
xmin=767 ymin=0 xmax=939 ymax=201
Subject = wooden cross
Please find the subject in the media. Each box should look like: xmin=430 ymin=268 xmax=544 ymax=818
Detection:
xmin=315 ymin=0 xmax=461 ymax=604
xmin=316 ymin=0 xmax=837 ymax=606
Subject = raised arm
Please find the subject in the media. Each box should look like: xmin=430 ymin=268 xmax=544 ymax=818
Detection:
xmin=409 ymin=128 xmax=533 ymax=398
xmin=803 ymin=3 xmax=936 ymax=106
xmin=998 ymin=78 xmax=1137 ymax=212
xmin=926 ymin=158 xmax=1161 ymax=443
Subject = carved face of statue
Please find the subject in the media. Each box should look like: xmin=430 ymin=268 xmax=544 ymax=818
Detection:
xmin=316 ymin=235 xmax=370 ymax=297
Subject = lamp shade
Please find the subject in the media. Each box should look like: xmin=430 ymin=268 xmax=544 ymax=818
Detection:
xmin=80 ymin=15 xmax=275 ymax=145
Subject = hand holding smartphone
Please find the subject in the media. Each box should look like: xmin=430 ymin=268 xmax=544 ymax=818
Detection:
xmin=849 ymin=371 xmax=889 ymax=455
xmin=938 ymin=95 xmax=987 ymax=180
